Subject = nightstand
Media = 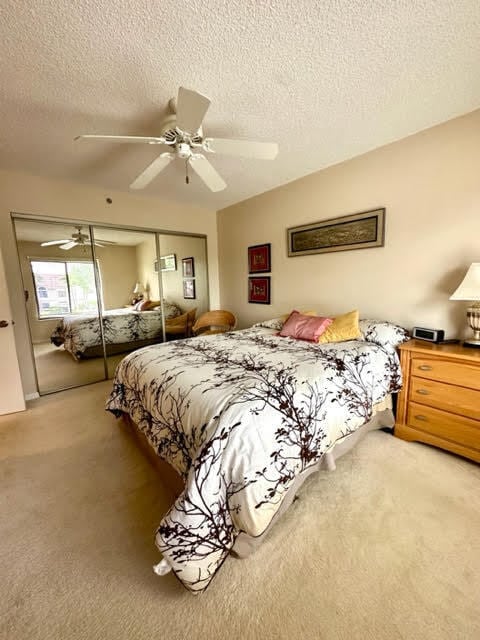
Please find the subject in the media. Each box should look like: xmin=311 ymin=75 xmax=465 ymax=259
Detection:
xmin=395 ymin=340 xmax=480 ymax=463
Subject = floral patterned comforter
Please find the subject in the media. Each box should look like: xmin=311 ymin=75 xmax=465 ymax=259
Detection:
xmin=51 ymin=303 xmax=180 ymax=358
xmin=106 ymin=326 xmax=404 ymax=593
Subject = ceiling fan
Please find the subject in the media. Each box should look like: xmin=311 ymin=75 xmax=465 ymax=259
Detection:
xmin=75 ymin=87 xmax=279 ymax=192
xmin=40 ymin=226 xmax=117 ymax=250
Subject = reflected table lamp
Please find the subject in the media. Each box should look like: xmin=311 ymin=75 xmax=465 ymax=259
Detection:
xmin=450 ymin=263 xmax=480 ymax=348
xmin=132 ymin=282 xmax=143 ymax=305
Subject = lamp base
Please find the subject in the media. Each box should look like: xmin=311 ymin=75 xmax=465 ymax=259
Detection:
xmin=463 ymin=339 xmax=480 ymax=349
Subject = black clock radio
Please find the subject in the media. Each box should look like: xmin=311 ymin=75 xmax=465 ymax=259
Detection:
xmin=412 ymin=327 xmax=445 ymax=342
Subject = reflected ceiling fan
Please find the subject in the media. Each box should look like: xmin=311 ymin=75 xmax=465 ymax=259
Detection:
xmin=40 ymin=226 xmax=117 ymax=250
xmin=75 ymin=86 xmax=279 ymax=192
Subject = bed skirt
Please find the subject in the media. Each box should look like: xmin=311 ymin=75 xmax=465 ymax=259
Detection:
xmin=121 ymin=395 xmax=394 ymax=558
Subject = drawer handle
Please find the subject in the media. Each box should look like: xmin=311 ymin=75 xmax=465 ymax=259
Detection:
xmin=416 ymin=389 xmax=430 ymax=395
xmin=418 ymin=365 xmax=432 ymax=371
xmin=414 ymin=414 xmax=428 ymax=421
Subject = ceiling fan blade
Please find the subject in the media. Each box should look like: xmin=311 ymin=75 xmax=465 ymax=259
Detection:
xmin=205 ymin=138 xmax=279 ymax=160
xmin=94 ymin=242 xmax=105 ymax=247
xmin=59 ymin=242 xmax=77 ymax=250
xmin=74 ymin=134 xmax=167 ymax=145
xmin=176 ymin=87 xmax=211 ymax=134
xmin=189 ymin=155 xmax=226 ymax=192
xmin=130 ymin=153 xmax=174 ymax=190
xmin=40 ymin=240 xmax=71 ymax=246
xmin=93 ymin=239 xmax=117 ymax=245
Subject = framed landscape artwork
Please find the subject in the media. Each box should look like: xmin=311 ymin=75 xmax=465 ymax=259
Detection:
xmin=287 ymin=208 xmax=385 ymax=257
xmin=248 ymin=276 xmax=270 ymax=304
xmin=248 ymin=243 xmax=271 ymax=273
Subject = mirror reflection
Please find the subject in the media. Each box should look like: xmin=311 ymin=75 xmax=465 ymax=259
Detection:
xmin=157 ymin=234 xmax=209 ymax=343
xmin=13 ymin=219 xmax=210 ymax=395
xmin=90 ymin=227 xmax=163 ymax=379
xmin=13 ymin=219 xmax=106 ymax=393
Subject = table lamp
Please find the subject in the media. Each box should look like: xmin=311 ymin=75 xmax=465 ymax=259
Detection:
xmin=132 ymin=282 xmax=143 ymax=305
xmin=450 ymin=263 xmax=480 ymax=348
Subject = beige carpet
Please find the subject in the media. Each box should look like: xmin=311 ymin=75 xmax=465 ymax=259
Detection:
xmin=33 ymin=342 xmax=125 ymax=393
xmin=1 ymin=382 xmax=479 ymax=640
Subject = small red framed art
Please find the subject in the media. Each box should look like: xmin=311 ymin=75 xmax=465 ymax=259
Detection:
xmin=248 ymin=243 xmax=271 ymax=274
xmin=248 ymin=276 xmax=271 ymax=304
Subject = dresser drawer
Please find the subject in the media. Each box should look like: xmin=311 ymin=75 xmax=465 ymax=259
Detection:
xmin=411 ymin=357 xmax=480 ymax=391
xmin=410 ymin=376 xmax=480 ymax=421
xmin=407 ymin=402 xmax=480 ymax=451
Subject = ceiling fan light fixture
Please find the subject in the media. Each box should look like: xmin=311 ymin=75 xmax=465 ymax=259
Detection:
xmin=75 ymin=86 xmax=279 ymax=192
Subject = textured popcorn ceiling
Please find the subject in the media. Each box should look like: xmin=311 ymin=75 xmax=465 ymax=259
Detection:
xmin=0 ymin=1 xmax=479 ymax=210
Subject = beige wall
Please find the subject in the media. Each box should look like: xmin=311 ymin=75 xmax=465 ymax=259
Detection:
xmin=218 ymin=109 xmax=480 ymax=337
xmin=0 ymin=170 xmax=219 ymax=397
xmin=16 ymin=241 xmax=139 ymax=343
xmin=96 ymin=244 xmax=139 ymax=310
xmin=136 ymin=237 xmax=159 ymax=301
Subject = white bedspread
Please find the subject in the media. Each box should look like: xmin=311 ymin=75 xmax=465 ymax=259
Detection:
xmin=106 ymin=326 xmax=403 ymax=593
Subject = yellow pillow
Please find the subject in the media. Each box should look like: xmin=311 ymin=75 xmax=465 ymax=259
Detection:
xmin=280 ymin=310 xmax=316 ymax=321
xmin=317 ymin=309 xmax=361 ymax=343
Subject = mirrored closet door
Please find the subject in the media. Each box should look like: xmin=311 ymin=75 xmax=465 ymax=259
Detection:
xmin=13 ymin=217 xmax=209 ymax=395
xmin=158 ymin=233 xmax=209 ymax=342
xmin=13 ymin=218 xmax=106 ymax=394
xmin=90 ymin=225 xmax=161 ymax=379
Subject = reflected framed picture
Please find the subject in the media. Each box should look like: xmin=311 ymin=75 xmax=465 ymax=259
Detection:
xmin=182 ymin=256 xmax=195 ymax=278
xmin=183 ymin=278 xmax=196 ymax=299
xmin=248 ymin=276 xmax=270 ymax=304
xmin=154 ymin=254 xmax=177 ymax=272
xmin=248 ymin=243 xmax=271 ymax=273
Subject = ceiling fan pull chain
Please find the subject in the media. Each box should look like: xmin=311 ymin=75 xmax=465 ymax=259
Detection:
xmin=185 ymin=159 xmax=190 ymax=185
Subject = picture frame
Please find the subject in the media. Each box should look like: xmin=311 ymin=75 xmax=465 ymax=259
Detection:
xmin=287 ymin=208 xmax=385 ymax=257
xmin=248 ymin=243 xmax=271 ymax=273
xmin=183 ymin=278 xmax=196 ymax=299
xmin=154 ymin=254 xmax=177 ymax=272
xmin=182 ymin=256 xmax=195 ymax=278
xmin=248 ymin=276 xmax=271 ymax=304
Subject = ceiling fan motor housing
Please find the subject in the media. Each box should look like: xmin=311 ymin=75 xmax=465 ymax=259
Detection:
xmin=177 ymin=142 xmax=192 ymax=159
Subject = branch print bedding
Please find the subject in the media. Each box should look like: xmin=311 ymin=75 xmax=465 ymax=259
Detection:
xmin=51 ymin=303 xmax=181 ymax=358
xmin=106 ymin=326 xmax=403 ymax=593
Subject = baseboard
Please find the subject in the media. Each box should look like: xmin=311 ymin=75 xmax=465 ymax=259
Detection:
xmin=25 ymin=392 xmax=40 ymax=401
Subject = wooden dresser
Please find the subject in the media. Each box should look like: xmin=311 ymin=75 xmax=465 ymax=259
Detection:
xmin=395 ymin=340 xmax=480 ymax=463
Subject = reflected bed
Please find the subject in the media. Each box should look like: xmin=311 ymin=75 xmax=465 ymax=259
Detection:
xmin=50 ymin=302 xmax=181 ymax=359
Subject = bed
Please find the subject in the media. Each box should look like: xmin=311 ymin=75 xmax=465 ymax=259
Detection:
xmin=105 ymin=317 xmax=409 ymax=593
xmin=50 ymin=302 xmax=181 ymax=359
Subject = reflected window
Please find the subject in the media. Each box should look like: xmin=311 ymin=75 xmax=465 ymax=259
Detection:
xmin=30 ymin=260 xmax=99 ymax=319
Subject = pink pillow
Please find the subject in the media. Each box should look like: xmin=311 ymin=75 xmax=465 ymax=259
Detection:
xmin=279 ymin=311 xmax=333 ymax=342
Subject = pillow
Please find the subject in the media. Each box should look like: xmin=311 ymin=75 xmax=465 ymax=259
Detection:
xmin=318 ymin=309 xmax=361 ymax=344
xmin=359 ymin=319 xmax=410 ymax=350
xmin=280 ymin=309 xmax=316 ymax=321
xmin=254 ymin=310 xmax=316 ymax=331
xmin=279 ymin=310 xmax=332 ymax=342
xmin=253 ymin=317 xmax=285 ymax=331
xmin=137 ymin=299 xmax=153 ymax=311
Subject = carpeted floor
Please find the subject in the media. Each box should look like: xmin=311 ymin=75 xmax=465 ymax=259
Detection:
xmin=1 ymin=382 xmax=479 ymax=640
xmin=33 ymin=342 xmax=125 ymax=393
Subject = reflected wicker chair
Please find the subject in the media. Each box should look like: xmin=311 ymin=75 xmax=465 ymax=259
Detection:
xmin=192 ymin=310 xmax=237 ymax=336
xmin=165 ymin=308 xmax=197 ymax=340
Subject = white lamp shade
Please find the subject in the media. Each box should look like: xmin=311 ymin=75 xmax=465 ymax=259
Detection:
xmin=450 ymin=263 xmax=480 ymax=301
xmin=133 ymin=282 xmax=142 ymax=294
